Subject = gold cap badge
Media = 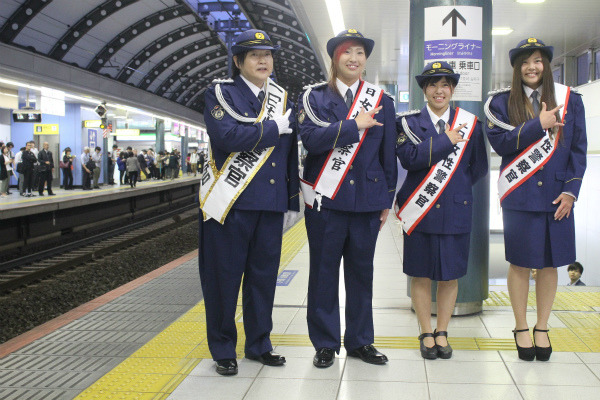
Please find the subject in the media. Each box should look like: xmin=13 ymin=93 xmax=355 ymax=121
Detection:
xmin=348 ymin=29 xmax=357 ymax=33
xmin=527 ymin=38 xmax=537 ymax=43
xmin=432 ymin=62 xmax=442 ymax=69
xmin=255 ymin=32 xmax=265 ymax=40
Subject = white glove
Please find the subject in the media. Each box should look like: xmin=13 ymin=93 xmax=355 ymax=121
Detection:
xmin=273 ymin=109 xmax=293 ymax=135
xmin=284 ymin=210 xmax=299 ymax=228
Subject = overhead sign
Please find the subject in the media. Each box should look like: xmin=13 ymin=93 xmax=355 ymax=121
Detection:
xmin=34 ymin=124 xmax=59 ymax=135
xmin=424 ymin=6 xmax=482 ymax=101
xmin=84 ymin=120 xmax=102 ymax=128
xmin=114 ymin=128 xmax=140 ymax=136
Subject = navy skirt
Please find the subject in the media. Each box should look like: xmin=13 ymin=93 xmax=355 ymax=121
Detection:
xmin=502 ymin=209 xmax=575 ymax=269
xmin=403 ymin=231 xmax=471 ymax=281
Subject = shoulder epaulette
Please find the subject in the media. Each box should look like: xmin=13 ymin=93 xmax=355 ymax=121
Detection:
xmin=214 ymin=81 xmax=256 ymax=123
xmin=487 ymin=87 xmax=511 ymax=96
xmin=212 ymin=78 xmax=234 ymax=85
xmin=303 ymin=81 xmax=328 ymax=90
xmin=302 ymin=82 xmax=330 ymax=127
xmin=484 ymin=88 xmax=516 ymax=131
xmin=570 ymin=87 xmax=580 ymax=94
xmin=384 ymin=90 xmax=394 ymax=100
xmin=396 ymin=109 xmax=421 ymax=118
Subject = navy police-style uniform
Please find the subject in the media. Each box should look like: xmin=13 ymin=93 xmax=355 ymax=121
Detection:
xmin=485 ymin=37 xmax=587 ymax=269
xmin=486 ymin=87 xmax=586 ymax=268
xmin=298 ymin=80 xmax=397 ymax=353
xmin=396 ymin=106 xmax=488 ymax=280
xmin=199 ymin=77 xmax=299 ymax=360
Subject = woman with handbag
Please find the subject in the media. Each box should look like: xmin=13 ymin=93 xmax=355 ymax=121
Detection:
xmin=61 ymin=147 xmax=75 ymax=190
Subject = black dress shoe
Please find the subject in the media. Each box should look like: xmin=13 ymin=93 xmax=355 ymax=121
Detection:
xmin=215 ymin=359 xmax=238 ymax=376
xmin=434 ymin=330 xmax=453 ymax=359
xmin=246 ymin=351 xmax=286 ymax=366
xmin=348 ymin=344 xmax=388 ymax=365
xmin=513 ymin=328 xmax=535 ymax=361
xmin=533 ymin=325 xmax=552 ymax=361
xmin=419 ymin=333 xmax=438 ymax=360
xmin=38 ymin=193 xmax=44 ymax=196
xmin=48 ymin=193 xmax=56 ymax=196
xmin=313 ymin=348 xmax=335 ymax=368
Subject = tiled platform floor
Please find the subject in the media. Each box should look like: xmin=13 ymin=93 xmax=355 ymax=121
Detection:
xmin=1 ymin=218 xmax=599 ymax=400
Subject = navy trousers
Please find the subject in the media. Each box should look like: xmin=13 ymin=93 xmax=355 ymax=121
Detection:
xmin=198 ymin=209 xmax=284 ymax=360
xmin=305 ymin=207 xmax=380 ymax=353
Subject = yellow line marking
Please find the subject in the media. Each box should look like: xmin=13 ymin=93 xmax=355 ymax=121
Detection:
xmin=484 ymin=291 xmax=600 ymax=311
xmin=1 ymin=176 xmax=198 ymax=205
xmin=75 ymin=220 xmax=600 ymax=399
xmin=75 ymin=218 xmax=308 ymax=399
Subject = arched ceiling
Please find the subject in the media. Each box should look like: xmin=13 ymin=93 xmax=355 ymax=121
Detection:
xmin=0 ymin=0 xmax=326 ymax=115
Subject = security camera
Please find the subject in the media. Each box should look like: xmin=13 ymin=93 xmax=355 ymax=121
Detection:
xmin=94 ymin=102 xmax=107 ymax=118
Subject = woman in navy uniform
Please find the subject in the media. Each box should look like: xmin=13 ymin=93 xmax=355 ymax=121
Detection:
xmin=485 ymin=38 xmax=587 ymax=361
xmin=396 ymin=62 xmax=488 ymax=359
xmin=298 ymin=30 xmax=397 ymax=368
xmin=200 ymin=29 xmax=300 ymax=375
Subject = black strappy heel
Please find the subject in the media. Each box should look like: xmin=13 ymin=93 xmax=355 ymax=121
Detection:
xmin=512 ymin=328 xmax=535 ymax=361
xmin=533 ymin=325 xmax=552 ymax=361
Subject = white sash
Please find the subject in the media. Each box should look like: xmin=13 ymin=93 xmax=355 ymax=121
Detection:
xmin=200 ymin=78 xmax=287 ymax=224
xmin=396 ymin=108 xmax=477 ymax=235
xmin=498 ymin=83 xmax=570 ymax=202
xmin=301 ymin=81 xmax=384 ymax=208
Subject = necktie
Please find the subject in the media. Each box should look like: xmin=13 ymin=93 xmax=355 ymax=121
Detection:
xmin=345 ymin=88 xmax=353 ymax=109
xmin=437 ymin=119 xmax=446 ymax=135
xmin=531 ymin=90 xmax=540 ymax=117
xmin=258 ymin=90 xmax=265 ymax=104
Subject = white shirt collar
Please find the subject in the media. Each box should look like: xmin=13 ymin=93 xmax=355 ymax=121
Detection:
xmin=240 ymin=74 xmax=265 ymax=99
xmin=523 ymin=84 xmax=542 ymax=103
xmin=426 ymin=104 xmax=451 ymax=131
xmin=336 ymin=78 xmax=360 ymax=99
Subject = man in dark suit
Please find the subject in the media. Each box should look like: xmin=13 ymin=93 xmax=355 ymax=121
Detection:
xmin=21 ymin=141 xmax=38 ymax=197
xmin=37 ymin=141 xmax=55 ymax=196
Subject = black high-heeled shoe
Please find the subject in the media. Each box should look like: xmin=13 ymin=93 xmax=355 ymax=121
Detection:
xmin=533 ymin=325 xmax=552 ymax=361
xmin=419 ymin=333 xmax=438 ymax=360
xmin=512 ymin=328 xmax=535 ymax=361
xmin=434 ymin=329 xmax=452 ymax=359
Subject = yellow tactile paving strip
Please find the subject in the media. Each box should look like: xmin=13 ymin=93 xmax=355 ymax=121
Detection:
xmin=75 ymin=220 xmax=600 ymax=399
xmin=485 ymin=291 xmax=600 ymax=311
xmin=75 ymin=219 xmax=308 ymax=400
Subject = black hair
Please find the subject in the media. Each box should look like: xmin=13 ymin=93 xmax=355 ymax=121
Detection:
xmin=126 ymin=146 xmax=132 ymax=150
xmin=420 ymin=75 xmax=458 ymax=90
xmin=20 ymin=147 xmax=26 ymax=151
xmin=6 ymin=142 xmax=14 ymax=147
xmin=95 ymin=146 xmax=101 ymax=151
xmin=232 ymin=51 xmax=248 ymax=77
xmin=113 ymin=144 xmax=118 ymax=148
xmin=567 ymin=262 xmax=583 ymax=274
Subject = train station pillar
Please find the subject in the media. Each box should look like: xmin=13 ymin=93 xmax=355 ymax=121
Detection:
xmin=407 ymin=0 xmax=492 ymax=315
xmin=155 ymin=118 xmax=165 ymax=153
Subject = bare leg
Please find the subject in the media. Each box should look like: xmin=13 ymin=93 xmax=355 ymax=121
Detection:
xmin=411 ymin=277 xmax=434 ymax=347
xmin=435 ymin=280 xmax=458 ymax=347
xmin=533 ymin=267 xmax=557 ymax=347
xmin=507 ymin=264 xmax=533 ymax=347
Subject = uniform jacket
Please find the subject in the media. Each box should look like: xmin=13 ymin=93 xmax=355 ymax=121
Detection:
xmin=37 ymin=149 xmax=54 ymax=171
xmin=297 ymin=83 xmax=397 ymax=212
xmin=486 ymin=89 xmax=587 ymax=212
xmin=396 ymin=106 xmax=488 ymax=234
xmin=203 ymin=75 xmax=300 ymax=213
xmin=21 ymin=150 xmax=37 ymax=171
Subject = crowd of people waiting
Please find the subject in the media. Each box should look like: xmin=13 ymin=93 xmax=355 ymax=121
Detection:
xmin=0 ymin=140 xmax=205 ymax=195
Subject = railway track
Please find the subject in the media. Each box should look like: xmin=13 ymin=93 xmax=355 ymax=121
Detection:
xmin=0 ymin=205 xmax=198 ymax=293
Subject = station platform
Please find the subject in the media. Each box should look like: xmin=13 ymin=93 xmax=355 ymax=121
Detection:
xmin=1 ymin=219 xmax=599 ymax=400
xmin=0 ymin=176 xmax=200 ymax=219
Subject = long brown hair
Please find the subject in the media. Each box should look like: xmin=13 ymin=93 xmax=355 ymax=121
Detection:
xmin=327 ymin=39 xmax=364 ymax=97
xmin=508 ymin=50 xmax=560 ymax=136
